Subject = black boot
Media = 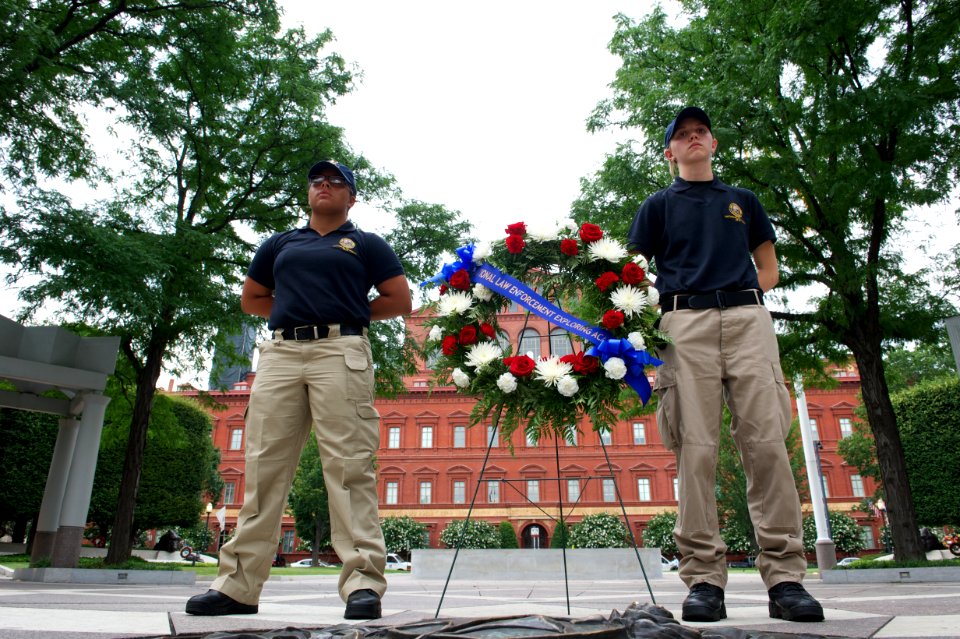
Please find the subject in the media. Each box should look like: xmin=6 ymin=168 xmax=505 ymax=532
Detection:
xmin=682 ymin=583 xmax=726 ymax=622
xmin=768 ymin=582 xmax=824 ymax=622
xmin=345 ymin=588 xmax=382 ymax=620
xmin=185 ymin=589 xmax=258 ymax=616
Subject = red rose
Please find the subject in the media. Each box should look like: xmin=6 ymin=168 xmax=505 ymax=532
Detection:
xmin=505 ymin=234 xmax=526 ymax=254
xmin=572 ymin=352 xmax=600 ymax=375
xmin=441 ymin=335 xmax=459 ymax=355
xmin=579 ymin=223 xmax=603 ymax=243
xmin=621 ymin=262 xmax=645 ymax=285
xmin=479 ymin=322 xmax=496 ymax=339
xmin=559 ymin=353 xmax=578 ymax=366
xmin=560 ymin=238 xmax=579 ymax=256
xmin=595 ymin=271 xmax=620 ymax=292
xmin=459 ymin=325 xmax=478 ymax=346
xmin=438 ymin=284 xmax=448 ymax=295
xmin=602 ymin=309 xmax=625 ymax=329
xmin=505 ymin=222 xmax=527 ymax=236
xmin=504 ymin=355 xmax=536 ymax=377
xmin=449 ymin=269 xmax=471 ymax=291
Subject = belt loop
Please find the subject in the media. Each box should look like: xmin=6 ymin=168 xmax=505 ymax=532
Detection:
xmin=716 ymin=290 xmax=727 ymax=309
xmin=328 ymin=323 xmax=341 ymax=338
xmin=672 ymin=296 xmax=679 ymax=312
xmin=752 ymin=289 xmax=760 ymax=305
xmin=273 ymin=328 xmax=284 ymax=340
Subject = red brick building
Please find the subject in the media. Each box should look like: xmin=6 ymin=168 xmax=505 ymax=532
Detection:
xmin=177 ymin=311 xmax=881 ymax=559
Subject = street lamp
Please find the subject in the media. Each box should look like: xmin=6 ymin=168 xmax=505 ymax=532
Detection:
xmin=876 ymin=498 xmax=890 ymax=552
xmin=205 ymin=502 xmax=213 ymax=551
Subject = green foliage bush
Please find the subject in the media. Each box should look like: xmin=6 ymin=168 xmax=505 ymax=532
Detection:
xmin=641 ymin=512 xmax=678 ymax=556
xmin=381 ymin=516 xmax=428 ymax=554
xmin=440 ymin=520 xmax=500 ymax=549
xmin=498 ymin=521 xmax=520 ymax=548
xmin=550 ymin=521 xmax=571 ymax=549
xmin=569 ymin=512 xmax=628 ymax=548
xmin=802 ymin=511 xmax=866 ymax=553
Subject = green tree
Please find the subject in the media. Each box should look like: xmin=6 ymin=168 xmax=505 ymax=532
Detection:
xmin=583 ymin=0 xmax=960 ymax=560
xmin=569 ymin=512 xmax=629 ymax=548
xmin=439 ymin=520 xmax=500 ymax=549
xmin=803 ymin=512 xmax=866 ymax=555
xmin=380 ymin=516 xmax=428 ymax=556
xmin=288 ymin=438 xmax=330 ymax=563
xmin=499 ymin=521 xmax=521 ymax=548
xmin=882 ymin=335 xmax=956 ymax=394
xmin=0 ymin=7 xmax=364 ymax=564
xmin=0 ymin=407 xmax=59 ymax=545
xmin=641 ymin=511 xmax=678 ymax=556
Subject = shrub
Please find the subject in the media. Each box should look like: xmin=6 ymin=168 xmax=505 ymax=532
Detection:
xmin=439 ymin=519 xmax=500 ymax=549
xmin=569 ymin=512 xmax=628 ymax=548
xmin=381 ymin=516 xmax=428 ymax=554
xmin=802 ymin=511 xmax=866 ymax=553
xmin=498 ymin=521 xmax=519 ymax=548
xmin=641 ymin=511 xmax=678 ymax=556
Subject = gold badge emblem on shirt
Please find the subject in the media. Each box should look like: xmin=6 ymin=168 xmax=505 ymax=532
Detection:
xmin=337 ymin=238 xmax=358 ymax=255
xmin=725 ymin=202 xmax=745 ymax=224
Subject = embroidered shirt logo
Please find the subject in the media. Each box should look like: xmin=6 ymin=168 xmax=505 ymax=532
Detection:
xmin=337 ymin=237 xmax=358 ymax=255
xmin=725 ymin=202 xmax=745 ymax=224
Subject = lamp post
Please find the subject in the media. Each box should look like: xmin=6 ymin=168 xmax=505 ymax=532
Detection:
xmin=205 ymin=502 xmax=213 ymax=551
xmin=877 ymin=498 xmax=890 ymax=552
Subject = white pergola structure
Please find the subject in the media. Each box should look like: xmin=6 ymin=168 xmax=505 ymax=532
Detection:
xmin=0 ymin=314 xmax=120 ymax=567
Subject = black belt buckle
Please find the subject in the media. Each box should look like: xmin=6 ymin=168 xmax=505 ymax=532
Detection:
xmin=715 ymin=290 xmax=728 ymax=309
xmin=293 ymin=325 xmax=329 ymax=340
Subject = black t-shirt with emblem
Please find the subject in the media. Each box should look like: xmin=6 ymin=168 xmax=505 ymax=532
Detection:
xmin=627 ymin=177 xmax=776 ymax=296
xmin=247 ymin=221 xmax=405 ymax=330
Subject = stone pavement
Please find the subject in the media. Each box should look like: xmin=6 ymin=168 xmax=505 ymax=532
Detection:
xmin=0 ymin=570 xmax=958 ymax=639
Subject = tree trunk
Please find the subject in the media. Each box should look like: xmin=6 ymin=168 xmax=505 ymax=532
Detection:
xmin=850 ymin=334 xmax=925 ymax=561
xmin=105 ymin=337 xmax=167 ymax=564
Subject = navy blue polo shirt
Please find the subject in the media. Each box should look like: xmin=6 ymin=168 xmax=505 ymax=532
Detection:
xmin=627 ymin=177 xmax=776 ymax=296
xmin=247 ymin=221 xmax=405 ymax=330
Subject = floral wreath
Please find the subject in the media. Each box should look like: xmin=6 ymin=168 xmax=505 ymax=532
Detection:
xmin=419 ymin=219 xmax=667 ymax=445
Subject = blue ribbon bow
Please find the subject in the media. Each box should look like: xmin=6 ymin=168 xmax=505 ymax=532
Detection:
xmin=586 ymin=338 xmax=663 ymax=405
xmin=421 ymin=244 xmax=477 ymax=288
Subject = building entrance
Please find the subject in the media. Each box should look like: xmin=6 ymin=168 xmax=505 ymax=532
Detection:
xmin=521 ymin=523 xmax=549 ymax=549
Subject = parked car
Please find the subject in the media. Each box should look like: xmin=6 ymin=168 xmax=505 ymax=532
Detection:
xmin=289 ymin=558 xmax=336 ymax=568
xmin=727 ymin=556 xmax=756 ymax=568
xmin=836 ymin=556 xmax=863 ymax=567
xmin=386 ymin=553 xmax=411 ymax=571
xmin=661 ymin=555 xmax=679 ymax=571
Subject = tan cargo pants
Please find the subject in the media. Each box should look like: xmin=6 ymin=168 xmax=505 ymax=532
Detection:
xmin=212 ymin=332 xmax=387 ymax=605
xmin=653 ymin=304 xmax=806 ymax=590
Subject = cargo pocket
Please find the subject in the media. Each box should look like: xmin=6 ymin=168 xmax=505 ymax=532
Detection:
xmin=771 ymin=361 xmax=792 ymax=439
xmin=654 ymin=365 xmax=680 ymax=451
xmin=344 ymin=345 xmax=374 ymax=401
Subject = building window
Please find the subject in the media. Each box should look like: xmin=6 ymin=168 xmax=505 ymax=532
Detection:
xmin=487 ymin=480 xmax=500 ymax=503
xmin=567 ymin=479 xmax=580 ymax=502
xmin=453 ymin=426 xmax=466 ymax=448
xmin=453 ymin=480 xmax=466 ymax=504
xmin=821 ymin=478 xmax=830 ymax=498
xmin=519 ymin=328 xmax=541 ymax=359
xmin=600 ymin=431 xmax=612 ymax=445
xmin=567 ymin=428 xmax=578 ymax=446
xmin=860 ymin=526 xmax=876 ymax=549
xmin=527 ymin=480 xmax=540 ymax=502
xmin=223 ymin=481 xmax=236 ymax=504
xmin=851 ymin=474 xmax=865 ymax=498
xmin=809 ymin=418 xmax=819 ymax=441
xmin=637 ymin=478 xmax=651 ymax=501
xmin=486 ymin=425 xmax=499 ymax=447
xmin=385 ymin=481 xmax=398 ymax=505
xmin=388 ymin=427 xmax=401 ymax=449
xmin=526 ymin=432 xmax=538 ymax=447
xmin=839 ymin=417 xmax=853 ymax=438
xmin=673 ymin=477 xmax=679 ymax=501
xmin=602 ymin=478 xmax=616 ymax=502
xmin=281 ymin=529 xmax=295 ymax=553
xmin=632 ymin=422 xmax=646 ymax=445
xmin=229 ymin=428 xmax=243 ymax=450
xmin=421 ymin=426 xmax=433 ymax=448
xmin=419 ymin=481 xmax=432 ymax=504
xmin=549 ymin=329 xmax=573 ymax=357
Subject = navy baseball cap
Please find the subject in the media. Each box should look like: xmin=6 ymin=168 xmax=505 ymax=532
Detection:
xmin=663 ymin=106 xmax=711 ymax=148
xmin=308 ymin=160 xmax=357 ymax=194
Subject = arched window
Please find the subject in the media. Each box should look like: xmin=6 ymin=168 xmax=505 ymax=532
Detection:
xmin=549 ymin=329 xmax=573 ymax=357
xmin=518 ymin=328 xmax=541 ymax=359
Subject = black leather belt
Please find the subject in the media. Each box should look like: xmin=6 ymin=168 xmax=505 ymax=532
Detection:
xmin=661 ymin=290 xmax=763 ymax=312
xmin=276 ymin=324 xmax=365 ymax=341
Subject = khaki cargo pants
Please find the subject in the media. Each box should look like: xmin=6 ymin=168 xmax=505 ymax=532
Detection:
xmin=654 ymin=305 xmax=806 ymax=590
xmin=212 ymin=332 xmax=387 ymax=605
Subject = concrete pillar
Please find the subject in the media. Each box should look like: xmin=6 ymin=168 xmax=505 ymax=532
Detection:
xmin=793 ymin=377 xmax=836 ymax=570
xmin=31 ymin=417 xmax=80 ymax=563
xmin=50 ymin=393 xmax=111 ymax=568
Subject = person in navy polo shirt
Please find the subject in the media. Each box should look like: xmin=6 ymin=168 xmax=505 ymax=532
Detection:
xmin=628 ymin=107 xmax=823 ymax=623
xmin=186 ymin=160 xmax=411 ymax=620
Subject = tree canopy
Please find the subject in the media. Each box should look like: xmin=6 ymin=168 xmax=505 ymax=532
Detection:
xmin=579 ymin=0 xmax=960 ymax=561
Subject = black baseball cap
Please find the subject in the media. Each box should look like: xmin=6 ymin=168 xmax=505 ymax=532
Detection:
xmin=663 ymin=107 xmax=712 ymax=148
xmin=308 ymin=160 xmax=357 ymax=194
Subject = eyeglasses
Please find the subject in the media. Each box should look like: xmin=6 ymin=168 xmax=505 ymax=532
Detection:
xmin=309 ymin=175 xmax=349 ymax=188
xmin=672 ymin=126 xmax=710 ymax=141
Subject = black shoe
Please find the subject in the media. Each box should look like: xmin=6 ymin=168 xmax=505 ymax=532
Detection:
xmin=768 ymin=582 xmax=824 ymax=622
xmin=682 ymin=583 xmax=726 ymax=621
xmin=345 ymin=588 xmax=382 ymax=620
xmin=185 ymin=589 xmax=258 ymax=616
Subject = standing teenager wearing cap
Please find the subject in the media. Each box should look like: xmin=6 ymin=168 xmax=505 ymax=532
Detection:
xmin=628 ymin=108 xmax=824 ymax=623
xmin=186 ymin=160 xmax=411 ymax=620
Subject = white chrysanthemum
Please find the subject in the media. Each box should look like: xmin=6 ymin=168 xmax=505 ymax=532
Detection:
xmin=627 ymin=331 xmax=646 ymax=351
xmin=560 ymin=218 xmax=579 ymax=233
xmin=647 ymin=287 xmax=660 ymax=306
xmin=451 ymin=368 xmax=471 ymax=388
xmin=632 ymin=254 xmax=649 ymax=270
xmin=437 ymin=291 xmax=473 ymax=316
xmin=556 ymin=375 xmax=579 ymax=397
xmin=497 ymin=372 xmax=518 ymax=393
xmin=610 ymin=284 xmax=648 ymax=317
xmin=527 ymin=221 xmax=559 ymax=241
xmin=604 ymin=357 xmax=627 ymax=380
xmin=534 ymin=356 xmax=574 ymax=387
xmin=465 ymin=342 xmax=503 ymax=370
xmin=472 ymin=282 xmax=494 ymax=302
xmin=587 ymin=237 xmax=628 ymax=263
xmin=473 ymin=242 xmax=492 ymax=261
xmin=427 ymin=325 xmax=443 ymax=342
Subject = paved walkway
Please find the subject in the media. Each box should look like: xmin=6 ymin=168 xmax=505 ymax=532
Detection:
xmin=0 ymin=570 xmax=958 ymax=638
